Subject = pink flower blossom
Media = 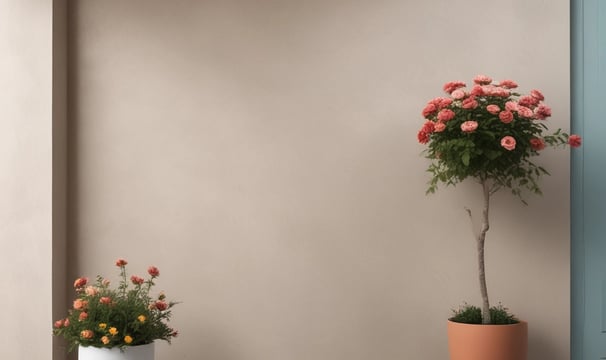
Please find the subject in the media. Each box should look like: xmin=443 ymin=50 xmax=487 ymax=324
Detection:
xmin=73 ymin=277 xmax=88 ymax=289
xmin=421 ymin=121 xmax=435 ymax=134
xmin=417 ymin=130 xmax=430 ymax=144
xmin=499 ymin=111 xmax=514 ymax=124
xmin=79 ymin=311 xmax=88 ymax=321
xmin=473 ymin=75 xmax=492 ymax=85
xmin=80 ymin=330 xmax=94 ymax=339
xmin=54 ymin=319 xmax=64 ymax=328
xmin=85 ymin=286 xmax=98 ymax=296
xmin=461 ymin=96 xmax=478 ymax=109
xmin=451 ymin=89 xmax=466 ymax=100
xmin=501 ymin=136 xmax=516 ymax=151
xmin=73 ymin=299 xmax=88 ymax=310
xmin=99 ymin=297 xmax=112 ymax=305
xmin=443 ymin=81 xmax=466 ymax=94
xmin=154 ymin=300 xmax=168 ymax=311
xmin=568 ymin=134 xmax=582 ymax=148
xmin=534 ymin=104 xmax=552 ymax=120
xmin=438 ymin=97 xmax=453 ymax=109
xmin=530 ymin=89 xmax=545 ymax=101
xmin=518 ymin=95 xmax=539 ymax=108
xmin=470 ymin=85 xmax=484 ymax=96
xmin=422 ymin=103 xmax=437 ymax=118
xmin=498 ymin=79 xmax=518 ymax=89
xmin=131 ymin=275 xmax=145 ymax=285
xmin=434 ymin=122 xmax=446 ymax=132
xmin=505 ymin=101 xmax=518 ymax=111
xmin=148 ymin=266 xmax=160 ymax=278
xmin=63 ymin=318 xmax=70 ymax=327
xmin=460 ymin=121 xmax=478 ymax=133
xmin=517 ymin=106 xmax=534 ymax=118
xmin=486 ymin=105 xmax=500 ymax=114
xmin=437 ymin=109 xmax=456 ymax=122
xmin=530 ymin=138 xmax=545 ymax=151
xmin=115 ymin=259 xmax=128 ymax=267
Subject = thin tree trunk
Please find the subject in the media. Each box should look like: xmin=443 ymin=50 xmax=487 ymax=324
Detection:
xmin=478 ymin=179 xmax=491 ymax=324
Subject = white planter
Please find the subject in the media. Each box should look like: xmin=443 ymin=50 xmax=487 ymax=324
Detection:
xmin=78 ymin=343 xmax=154 ymax=360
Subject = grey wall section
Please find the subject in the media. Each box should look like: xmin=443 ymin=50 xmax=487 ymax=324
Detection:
xmin=67 ymin=1 xmax=571 ymax=359
xmin=0 ymin=0 xmax=55 ymax=359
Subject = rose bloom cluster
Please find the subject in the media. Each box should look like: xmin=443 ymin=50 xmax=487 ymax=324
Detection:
xmin=418 ymin=75 xmax=581 ymax=196
xmin=53 ymin=259 xmax=178 ymax=352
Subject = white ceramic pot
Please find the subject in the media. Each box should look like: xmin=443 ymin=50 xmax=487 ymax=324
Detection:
xmin=78 ymin=343 xmax=154 ymax=360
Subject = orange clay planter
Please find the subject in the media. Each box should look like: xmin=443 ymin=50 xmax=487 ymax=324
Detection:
xmin=447 ymin=320 xmax=528 ymax=360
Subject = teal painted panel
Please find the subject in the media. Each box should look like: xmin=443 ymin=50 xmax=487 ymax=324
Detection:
xmin=572 ymin=0 xmax=606 ymax=359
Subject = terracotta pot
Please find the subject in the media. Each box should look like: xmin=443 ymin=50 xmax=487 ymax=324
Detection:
xmin=447 ymin=320 xmax=528 ymax=360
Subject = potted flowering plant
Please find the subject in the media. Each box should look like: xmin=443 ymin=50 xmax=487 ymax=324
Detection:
xmin=53 ymin=258 xmax=178 ymax=359
xmin=417 ymin=75 xmax=581 ymax=360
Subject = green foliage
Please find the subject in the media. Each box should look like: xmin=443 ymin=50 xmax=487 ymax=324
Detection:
xmin=449 ymin=303 xmax=518 ymax=325
xmin=53 ymin=259 xmax=178 ymax=352
xmin=418 ymin=76 xmax=578 ymax=202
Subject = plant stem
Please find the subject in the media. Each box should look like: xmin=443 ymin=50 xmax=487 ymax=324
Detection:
xmin=478 ymin=179 xmax=491 ymax=324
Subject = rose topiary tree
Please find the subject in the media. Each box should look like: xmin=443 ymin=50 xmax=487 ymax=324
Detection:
xmin=417 ymin=75 xmax=581 ymax=324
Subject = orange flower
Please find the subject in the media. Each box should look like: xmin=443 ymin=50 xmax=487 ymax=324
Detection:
xmin=108 ymin=327 xmax=118 ymax=336
xmin=101 ymin=336 xmax=110 ymax=345
xmin=80 ymin=330 xmax=94 ymax=339
xmin=137 ymin=315 xmax=146 ymax=323
xmin=73 ymin=299 xmax=88 ymax=310
xmin=124 ymin=335 xmax=133 ymax=344
xmin=73 ymin=277 xmax=88 ymax=288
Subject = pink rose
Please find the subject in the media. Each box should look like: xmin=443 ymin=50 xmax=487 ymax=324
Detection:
xmin=422 ymin=103 xmax=437 ymax=118
xmin=437 ymin=109 xmax=455 ymax=122
xmin=568 ymin=134 xmax=582 ymax=148
xmin=131 ymin=275 xmax=145 ymax=285
xmin=461 ymin=96 xmax=478 ymax=109
xmin=470 ymin=85 xmax=484 ymax=96
xmin=100 ymin=296 xmax=112 ymax=305
xmin=154 ymin=300 xmax=168 ymax=311
xmin=443 ymin=81 xmax=466 ymax=94
xmin=518 ymin=95 xmax=539 ymax=108
xmin=421 ymin=121 xmax=435 ymax=134
xmin=501 ymin=136 xmax=516 ymax=151
xmin=530 ymin=89 xmax=545 ymax=101
xmin=54 ymin=319 xmax=64 ymax=328
xmin=148 ymin=266 xmax=160 ymax=278
xmin=517 ymin=106 xmax=534 ymax=118
xmin=451 ymin=89 xmax=466 ymax=100
xmin=473 ymin=75 xmax=492 ymax=85
xmin=63 ymin=318 xmax=70 ymax=327
xmin=460 ymin=121 xmax=478 ymax=133
xmin=486 ymin=104 xmax=500 ymax=114
xmin=498 ymin=111 xmax=514 ymax=124
xmin=80 ymin=330 xmax=94 ymax=339
xmin=85 ymin=286 xmax=98 ymax=296
xmin=534 ymin=104 xmax=552 ymax=120
xmin=79 ymin=311 xmax=88 ymax=321
xmin=438 ymin=97 xmax=453 ymax=109
xmin=73 ymin=277 xmax=88 ymax=289
xmin=530 ymin=138 xmax=545 ymax=151
xmin=115 ymin=259 xmax=128 ymax=267
xmin=498 ymin=79 xmax=518 ymax=89
xmin=433 ymin=122 xmax=446 ymax=132
xmin=505 ymin=101 xmax=518 ymax=111
xmin=417 ymin=130 xmax=430 ymax=144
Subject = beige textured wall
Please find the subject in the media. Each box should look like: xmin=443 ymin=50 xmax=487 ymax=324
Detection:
xmin=0 ymin=0 xmax=54 ymax=359
xmin=68 ymin=1 xmax=570 ymax=359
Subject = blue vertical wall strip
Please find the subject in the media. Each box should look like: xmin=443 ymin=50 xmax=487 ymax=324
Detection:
xmin=571 ymin=0 xmax=584 ymax=358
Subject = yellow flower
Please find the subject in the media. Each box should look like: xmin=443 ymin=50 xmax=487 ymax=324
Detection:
xmin=124 ymin=335 xmax=133 ymax=344
xmin=108 ymin=327 xmax=118 ymax=336
xmin=101 ymin=336 xmax=110 ymax=345
xmin=98 ymin=323 xmax=107 ymax=330
xmin=137 ymin=315 xmax=146 ymax=323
